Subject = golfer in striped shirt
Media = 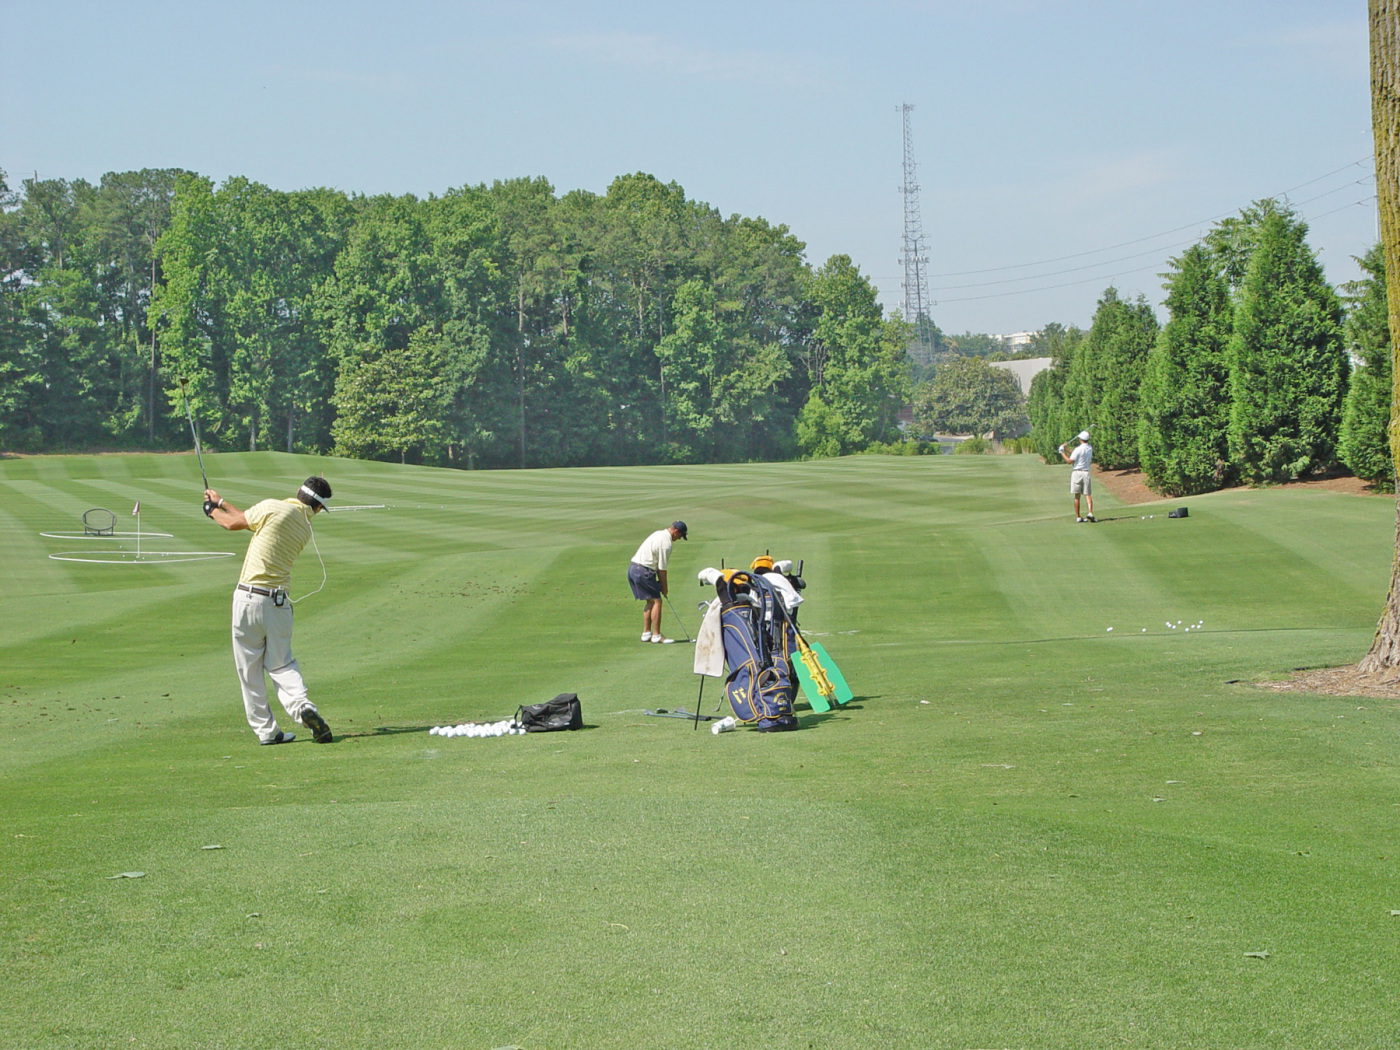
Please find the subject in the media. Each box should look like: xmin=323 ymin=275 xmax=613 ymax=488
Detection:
xmin=204 ymin=477 xmax=334 ymax=746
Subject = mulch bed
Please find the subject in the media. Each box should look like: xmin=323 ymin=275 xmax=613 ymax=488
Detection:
xmin=1253 ymin=664 xmax=1400 ymax=701
xmin=1090 ymin=466 xmax=1386 ymax=506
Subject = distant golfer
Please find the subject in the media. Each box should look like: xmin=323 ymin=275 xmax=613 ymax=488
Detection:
xmin=628 ymin=521 xmax=687 ymax=643
xmin=1059 ymin=431 xmax=1095 ymax=522
xmin=204 ymin=477 xmax=335 ymax=745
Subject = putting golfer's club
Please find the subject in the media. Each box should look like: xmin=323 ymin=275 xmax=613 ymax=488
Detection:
xmin=177 ymin=377 xmax=210 ymax=492
xmin=664 ymin=593 xmax=693 ymax=642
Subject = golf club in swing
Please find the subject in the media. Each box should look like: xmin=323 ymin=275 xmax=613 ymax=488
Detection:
xmin=177 ymin=377 xmax=210 ymax=492
xmin=1057 ymin=423 xmax=1094 ymax=456
xmin=664 ymin=593 xmax=693 ymax=642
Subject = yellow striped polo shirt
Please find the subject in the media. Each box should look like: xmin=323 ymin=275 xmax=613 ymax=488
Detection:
xmin=238 ymin=498 xmax=314 ymax=589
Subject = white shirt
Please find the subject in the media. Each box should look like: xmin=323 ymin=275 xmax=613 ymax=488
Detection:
xmin=1069 ymin=443 xmax=1093 ymax=471
xmin=631 ymin=529 xmax=674 ymax=570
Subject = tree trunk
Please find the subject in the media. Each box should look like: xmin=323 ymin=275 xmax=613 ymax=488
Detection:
xmin=147 ymin=258 xmax=157 ymax=445
xmin=518 ymin=289 xmax=528 ymax=469
xmin=1359 ymin=0 xmax=1400 ymax=674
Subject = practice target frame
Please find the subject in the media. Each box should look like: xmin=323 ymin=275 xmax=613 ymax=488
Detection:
xmin=48 ymin=550 xmax=236 ymax=564
xmin=40 ymin=530 xmax=174 ymax=540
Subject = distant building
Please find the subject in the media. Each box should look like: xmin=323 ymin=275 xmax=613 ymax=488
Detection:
xmin=988 ymin=356 xmax=1052 ymax=396
xmin=996 ymin=331 xmax=1037 ymax=352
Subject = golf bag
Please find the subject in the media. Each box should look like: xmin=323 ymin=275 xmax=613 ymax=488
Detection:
xmin=715 ymin=571 xmax=799 ymax=732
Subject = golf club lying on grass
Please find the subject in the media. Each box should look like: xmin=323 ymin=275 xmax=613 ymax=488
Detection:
xmin=644 ymin=708 xmax=719 ymax=721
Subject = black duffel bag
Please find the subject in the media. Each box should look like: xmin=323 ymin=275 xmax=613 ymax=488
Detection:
xmin=517 ymin=693 xmax=583 ymax=732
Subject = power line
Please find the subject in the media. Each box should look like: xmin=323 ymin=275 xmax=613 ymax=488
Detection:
xmin=931 ymin=193 xmax=1379 ymax=304
xmin=929 ymin=176 xmax=1377 ymax=294
xmin=930 ymin=235 xmax=1202 ymax=292
xmin=926 ymin=156 xmax=1374 ymax=278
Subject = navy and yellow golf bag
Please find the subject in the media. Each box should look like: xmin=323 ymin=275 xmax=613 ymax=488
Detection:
xmin=715 ymin=570 xmax=800 ymax=732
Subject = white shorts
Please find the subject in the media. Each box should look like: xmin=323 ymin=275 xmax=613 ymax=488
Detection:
xmin=1070 ymin=470 xmax=1091 ymax=495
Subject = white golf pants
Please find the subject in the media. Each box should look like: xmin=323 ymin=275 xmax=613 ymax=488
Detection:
xmin=232 ymin=589 xmax=312 ymax=741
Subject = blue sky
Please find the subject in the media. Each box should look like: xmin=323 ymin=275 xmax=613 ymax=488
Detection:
xmin=1 ymin=0 xmax=1374 ymax=334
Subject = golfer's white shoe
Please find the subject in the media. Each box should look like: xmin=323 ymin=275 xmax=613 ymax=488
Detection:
xmin=651 ymin=635 xmax=674 ymax=644
xmin=641 ymin=631 xmax=652 ymax=642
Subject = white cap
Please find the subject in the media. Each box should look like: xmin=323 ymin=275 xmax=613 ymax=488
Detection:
xmin=1077 ymin=431 xmax=1090 ymax=441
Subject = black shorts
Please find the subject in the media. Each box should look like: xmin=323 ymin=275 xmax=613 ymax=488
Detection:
xmin=627 ymin=562 xmax=662 ymax=600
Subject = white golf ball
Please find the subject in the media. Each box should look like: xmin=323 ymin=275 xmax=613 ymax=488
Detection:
xmin=1106 ymin=627 xmax=1113 ymax=632
xmin=1141 ymin=628 xmax=1147 ymax=633
xmin=429 ymin=726 xmax=440 ymax=736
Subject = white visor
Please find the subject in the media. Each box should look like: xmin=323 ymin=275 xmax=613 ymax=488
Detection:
xmin=299 ymin=484 xmax=328 ymax=506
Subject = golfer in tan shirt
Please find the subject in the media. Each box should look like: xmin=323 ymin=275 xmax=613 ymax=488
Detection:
xmin=204 ymin=476 xmax=335 ymax=745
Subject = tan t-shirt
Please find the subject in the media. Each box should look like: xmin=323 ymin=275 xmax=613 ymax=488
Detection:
xmin=239 ymin=498 xmax=313 ymax=588
xmin=630 ymin=528 xmax=674 ymax=571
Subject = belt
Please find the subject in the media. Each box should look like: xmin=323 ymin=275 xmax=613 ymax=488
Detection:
xmin=236 ymin=583 xmax=286 ymax=597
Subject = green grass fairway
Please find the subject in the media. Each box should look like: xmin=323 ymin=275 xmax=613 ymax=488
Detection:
xmin=3 ymin=451 xmax=1399 ymax=1049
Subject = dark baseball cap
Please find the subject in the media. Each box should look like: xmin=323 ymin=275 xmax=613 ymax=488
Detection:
xmin=671 ymin=520 xmax=688 ymax=539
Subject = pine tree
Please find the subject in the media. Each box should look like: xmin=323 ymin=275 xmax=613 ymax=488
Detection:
xmin=1226 ymin=208 xmax=1346 ymax=484
xmin=1338 ymin=243 xmax=1392 ymax=486
xmin=1025 ymin=323 xmax=1082 ymax=460
xmin=1137 ymin=245 xmax=1233 ymax=495
xmin=1061 ymin=287 xmax=1157 ymax=470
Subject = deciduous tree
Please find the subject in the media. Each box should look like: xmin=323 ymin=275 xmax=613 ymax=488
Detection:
xmin=910 ymin=355 xmax=1026 ymax=439
xmin=796 ymin=255 xmax=908 ymax=456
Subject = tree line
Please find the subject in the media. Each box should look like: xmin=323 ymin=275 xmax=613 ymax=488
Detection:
xmin=1027 ymin=200 xmax=1392 ymax=493
xmin=0 ymin=168 xmax=910 ymax=467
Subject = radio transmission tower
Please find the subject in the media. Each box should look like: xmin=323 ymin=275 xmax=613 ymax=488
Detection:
xmin=899 ymin=103 xmax=936 ymax=364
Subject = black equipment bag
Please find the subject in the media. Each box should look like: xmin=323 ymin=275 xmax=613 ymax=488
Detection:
xmin=517 ymin=693 xmax=583 ymax=732
xmin=1167 ymin=506 xmax=1189 ymax=518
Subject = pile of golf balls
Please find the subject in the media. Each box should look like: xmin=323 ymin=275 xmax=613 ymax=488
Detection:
xmin=1165 ymin=620 xmax=1206 ymax=632
xmin=429 ymin=719 xmax=525 ymax=738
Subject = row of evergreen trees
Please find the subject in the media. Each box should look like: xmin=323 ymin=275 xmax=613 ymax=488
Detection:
xmin=0 ymin=169 xmax=910 ymax=467
xmin=1027 ymin=201 xmax=1392 ymax=493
